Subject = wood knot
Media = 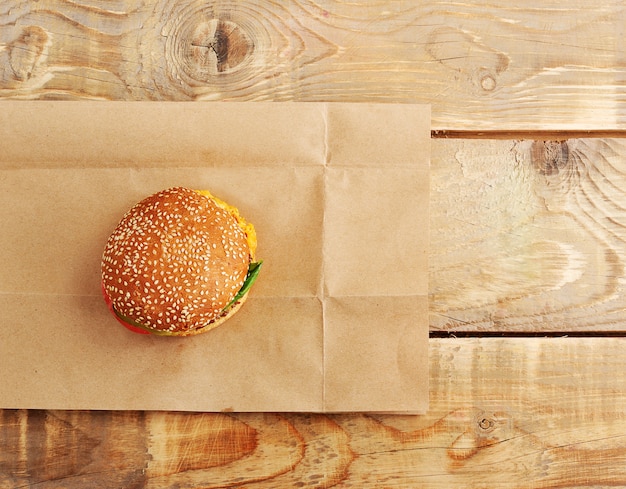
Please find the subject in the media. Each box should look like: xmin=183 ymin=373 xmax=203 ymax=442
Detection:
xmin=166 ymin=9 xmax=255 ymax=85
xmin=189 ymin=19 xmax=253 ymax=75
xmin=8 ymin=25 xmax=48 ymax=82
xmin=479 ymin=70 xmax=497 ymax=92
xmin=531 ymin=140 xmax=570 ymax=175
xmin=426 ymin=27 xmax=509 ymax=94
xmin=477 ymin=417 xmax=495 ymax=432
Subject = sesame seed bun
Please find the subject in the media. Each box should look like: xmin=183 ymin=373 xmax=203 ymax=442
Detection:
xmin=101 ymin=187 xmax=257 ymax=336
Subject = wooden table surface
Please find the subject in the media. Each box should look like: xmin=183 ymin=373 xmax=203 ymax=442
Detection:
xmin=2 ymin=1 xmax=626 ymax=487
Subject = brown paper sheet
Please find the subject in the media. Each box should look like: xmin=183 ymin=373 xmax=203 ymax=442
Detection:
xmin=0 ymin=101 xmax=430 ymax=413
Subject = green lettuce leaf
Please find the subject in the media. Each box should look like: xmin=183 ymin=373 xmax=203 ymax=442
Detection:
xmin=223 ymin=260 xmax=263 ymax=312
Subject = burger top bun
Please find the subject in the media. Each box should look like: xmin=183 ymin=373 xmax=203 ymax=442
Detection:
xmin=101 ymin=187 xmax=257 ymax=336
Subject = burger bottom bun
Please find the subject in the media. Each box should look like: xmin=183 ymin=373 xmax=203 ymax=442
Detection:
xmin=101 ymin=281 xmax=249 ymax=336
xmin=169 ymin=292 xmax=249 ymax=336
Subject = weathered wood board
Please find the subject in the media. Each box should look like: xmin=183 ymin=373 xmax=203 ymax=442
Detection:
xmin=1 ymin=0 xmax=625 ymax=130
xmin=2 ymin=338 xmax=626 ymax=488
xmin=431 ymin=138 xmax=626 ymax=332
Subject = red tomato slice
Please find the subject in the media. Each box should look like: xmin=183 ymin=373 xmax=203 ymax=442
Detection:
xmin=101 ymin=282 xmax=151 ymax=335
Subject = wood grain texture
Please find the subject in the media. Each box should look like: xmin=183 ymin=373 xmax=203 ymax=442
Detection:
xmin=2 ymin=1 xmax=626 ymax=487
xmin=430 ymin=138 xmax=626 ymax=332
xmin=1 ymin=0 xmax=626 ymax=130
xmin=2 ymin=338 xmax=626 ymax=488
xmin=0 ymin=410 xmax=147 ymax=488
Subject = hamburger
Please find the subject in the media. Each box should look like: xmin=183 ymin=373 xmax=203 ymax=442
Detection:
xmin=101 ymin=187 xmax=261 ymax=336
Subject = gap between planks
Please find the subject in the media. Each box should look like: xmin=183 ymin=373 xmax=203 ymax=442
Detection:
xmin=431 ymin=130 xmax=626 ymax=139
xmin=430 ymin=330 xmax=626 ymax=338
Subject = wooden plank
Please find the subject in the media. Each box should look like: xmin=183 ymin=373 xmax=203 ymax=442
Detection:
xmin=2 ymin=338 xmax=626 ymax=488
xmin=431 ymin=138 xmax=626 ymax=332
xmin=0 ymin=1 xmax=625 ymax=131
